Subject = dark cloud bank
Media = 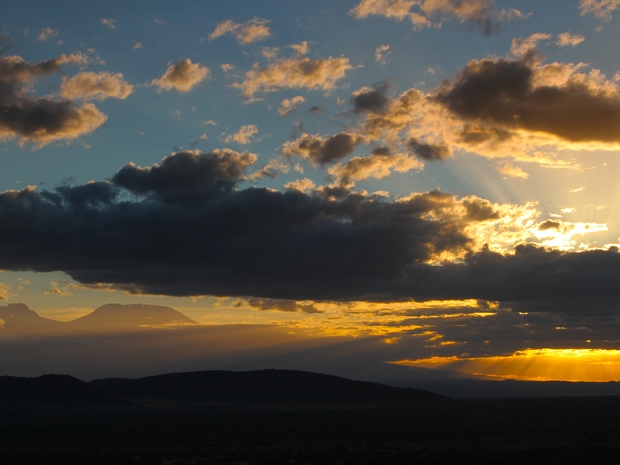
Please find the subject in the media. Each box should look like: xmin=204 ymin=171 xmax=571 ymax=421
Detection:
xmin=1 ymin=149 xmax=620 ymax=311
xmin=436 ymin=54 xmax=620 ymax=143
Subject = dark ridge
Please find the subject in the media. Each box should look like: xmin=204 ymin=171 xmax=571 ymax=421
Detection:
xmin=0 ymin=374 xmax=127 ymax=405
xmin=90 ymin=369 xmax=446 ymax=404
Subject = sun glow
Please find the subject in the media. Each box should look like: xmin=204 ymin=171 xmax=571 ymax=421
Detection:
xmin=394 ymin=348 xmax=620 ymax=382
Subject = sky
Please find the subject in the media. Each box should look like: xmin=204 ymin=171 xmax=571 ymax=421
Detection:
xmin=2 ymin=0 xmax=620 ymax=382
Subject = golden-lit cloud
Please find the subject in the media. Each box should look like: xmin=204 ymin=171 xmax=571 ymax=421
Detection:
xmin=278 ymin=95 xmax=305 ymax=116
xmin=350 ymin=0 xmax=526 ymax=34
xmin=249 ymin=157 xmax=289 ymax=180
xmin=209 ymin=17 xmax=272 ymax=44
xmin=327 ymin=151 xmax=422 ymax=187
xmin=510 ymin=32 xmax=552 ymax=57
xmin=233 ymin=56 xmax=352 ymax=99
xmin=556 ymin=32 xmax=585 ymax=47
xmin=492 ymin=162 xmax=529 ymax=179
xmin=38 ymin=27 xmax=58 ymax=41
xmin=0 ymin=52 xmax=107 ymax=146
xmin=223 ymin=124 xmax=258 ymax=144
xmin=101 ymin=18 xmax=116 ymax=29
xmin=60 ymin=71 xmax=133 ymax=101
xmin=579 ymin=0 xmax=620 ymax=18
xmin=151 ymin=59 xmax=209 ymax=92
xmin=375 ymin=44 xmax=391 ymax=64
xmin=351 ymin=55 xmax=620 ymax=167
xmin=43 ymin=281 xmax=72 ymax=296
xmin=289 ymin=41 xmax=309 ymax=56
xmin=284 ymin=178 xmax=316 ymax=192
xmin=395 ymin=348 xmax=620 ymax=382
xmin=0 ymin=282 xmax=9 ymax=301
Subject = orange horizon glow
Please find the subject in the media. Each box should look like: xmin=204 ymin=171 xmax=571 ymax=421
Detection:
xmin=393 ymin=348 xmax=620 ymax=382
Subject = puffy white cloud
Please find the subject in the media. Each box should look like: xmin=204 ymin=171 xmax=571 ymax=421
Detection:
xmin=209 ymin=17 xmax=271 ymax=44
xmin=351 ymin=0 xmax=526 ymax=34
xmin=278 ymin=96 xmax=305 ymax=116
xmin=579 ymin=0 xmax=620 ymax=18
xmin=223 ymin=125 xmax=258 ymax=144
xmin=233 ymin=56 xmax=352 ymax=99
xmin=60 ymin=72 xmax=133 ymax=101
xmin=510 ymin=33 xmax=552 ymax=57
xmin=38 ymin=27 xmax=58 ymax=41
xmin=556 ymin=32 xmax=585 ymax=47
xmin=151 ymin=59 xmax=209 ymax=92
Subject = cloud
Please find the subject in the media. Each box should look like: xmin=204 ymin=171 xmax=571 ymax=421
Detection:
xmin=375 ymin=44 xmax=391 ymax=64
xmin=284 ymin=178 xmax=316 ymax=192
xmin=282 ymin=133 xmax=365 ymax=166
xmin=133 ymin=42 xmax=143 ymax=50
xmin=289 ymin=41 xmax=309 ymax=56
xmin=151 ymin=59 xmax=209 ymax=92
xmin=345 ymin=60 xmax=610 ymax=167
xmin=510 ymin=32 xmax=552 ymax=57
xmin=233 ymin=56 xmax=352 ymax=99
xmin=435 ymin=55 xmax=620 ymax=144
xmin=245 ymin=298 xmax=322 ymax=314
xmin=492 ymin=163 xmax=529 ymax=179
xmin=579 ymin=0 xmax=620 ymax=18
xmin=60 ymin=72 xmax=133 ymax=101
xmin=556 ymin=32 xmax=585 ymax=47
xmin=0 ymin=159 xmax=485 ymax=301
xmin=223 ymin=125 xmax=258 ymax=144
xmin=351 ymin=82 xmax=392 ymax=114
xmin=101 ymin=18 xmax=116 ymax=29
xmin=111 ymin=149 xmax=257 ymax=203
xmin=350 ymin=0 xmax=526 ymax=35
xmin=262 ymin=47 xmax=281 ymax=61
xmin=403 ymin=245 xmax=620 ymax=311
xmin=407 ymin=138 xmax=451 ymax=161
xmin=0 ymin=153 xmax=615 ymax=307
xmin=38 ymin=27 xmax=58 ymax=41
xmin=278 ymin=96 xmax=305 ymax=116
xmin=327 ymin=149 xmax=422 ymax=187
xmin=0 ymin=282 xmax=9 ymax=300
xmin=249 ymin=158 xmax=290 ymax=180
xmin=43 ymin=281 xmax=71 ymax=296
xmin=209 ymin=17 xmax=272 ymax=44
xmin=0 ymin=52 xmax=106 ymax=146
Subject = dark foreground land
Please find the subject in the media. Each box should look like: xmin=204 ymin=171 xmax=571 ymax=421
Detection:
xmin=2 ymin=370 xmax=620 ymax=464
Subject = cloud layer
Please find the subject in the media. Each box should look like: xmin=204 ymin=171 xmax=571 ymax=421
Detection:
xmin=0 ymin=150 xmax=616 ymax=309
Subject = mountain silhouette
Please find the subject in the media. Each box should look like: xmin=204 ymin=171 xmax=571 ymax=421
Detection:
xmin=65 ymin=303 xmax=197 ymax=331
xmin=0 ymin=303 xmax=197 ymax=335
xmin=0 ymin=303 xmax=63 ymax=335
xmin=89 ymin=369 xmax=446 ymax=404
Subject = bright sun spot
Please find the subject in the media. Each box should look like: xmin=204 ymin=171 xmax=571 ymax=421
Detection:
xmin=393 ymin=348 xmax=620 ymax=382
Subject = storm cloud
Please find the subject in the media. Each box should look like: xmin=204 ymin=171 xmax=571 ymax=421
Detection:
xmin=0 ymin=150 xmax=477 ymax=301
xmin=0 ymin=149 xmax=619 ymax=309
xmin=436 ymin=55 xmax=620 ymax=143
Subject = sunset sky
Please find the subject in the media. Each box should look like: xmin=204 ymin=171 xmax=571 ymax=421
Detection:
xmin=3 ymin=0 xmax=620 ymax=382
